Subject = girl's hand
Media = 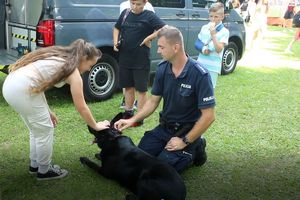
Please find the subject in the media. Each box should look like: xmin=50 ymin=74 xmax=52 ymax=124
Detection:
xmin=49 ymin=111 xmax=58 ymax=127
xmin=95 ymin=120 xmax=110 ymax=131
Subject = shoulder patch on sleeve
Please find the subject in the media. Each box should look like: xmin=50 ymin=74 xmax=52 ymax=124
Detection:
xmin=194 ymin=61 xmax=208 ymax=75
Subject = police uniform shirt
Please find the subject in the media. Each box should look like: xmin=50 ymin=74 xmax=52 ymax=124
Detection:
xmin=152 ymin=57 xmax=215 ymax=123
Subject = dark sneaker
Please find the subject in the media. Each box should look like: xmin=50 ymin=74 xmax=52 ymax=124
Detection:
xmin=29 ymin=166 xmax=38 ymax=174
xmin=120 ymin=97 xmax=138 ymax=110
xmin=193 ymin=138 xmax=207 ymax=166
xmin=133 ymin=100 xmax=138 ymax=110
xmin=37 ymin=165 xmax=68 ymax=181
xmin=122 ymin=110 xmax=134 ymax=119
xmin=131 ymin=120 xmax=144 ymax=127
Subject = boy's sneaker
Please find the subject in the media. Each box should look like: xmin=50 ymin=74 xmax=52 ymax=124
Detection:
xmin=29 ymin=166 xmax=38 ymax=174
xmin=37 ymin=165 xmax=68 ymax=181
xmin=119 ymin=97 xmax=138 ymax=110
xmin=133 ymin=100 xmax=138 ymax=110
xmin=122 ymin=110 xmax=134 ymax=119
xmin=193 ymin=138 xmax=207 ymax=166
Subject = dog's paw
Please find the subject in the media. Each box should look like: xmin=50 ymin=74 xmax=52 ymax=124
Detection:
xmin=95 ymin=153 xmax=102 ymax=160
xmin=80 ymin=157 xmax=88 ymax=164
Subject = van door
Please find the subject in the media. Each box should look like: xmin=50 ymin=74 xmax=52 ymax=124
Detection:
xmin=150 ymin=0 xmax=189 ymax=70
xmin=0 ymin=0 xmax=5 ymax=48
xmin=5 ymin=0 xmax=43 ymax=57
xmin=187 ymin=0 xmax=210 ymax=59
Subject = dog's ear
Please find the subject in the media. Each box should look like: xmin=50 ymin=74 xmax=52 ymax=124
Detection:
xmin=87 ymin=125 xmax=98 ymax=134
xmin=110 ymin=112 xmax=124 ymax=126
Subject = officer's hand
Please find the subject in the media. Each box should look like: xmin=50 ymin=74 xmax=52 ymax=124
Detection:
xmin=165 ymin=137 xmax=187 ymax=151
xmin=114 ymin=118 xmax=134 ymax=131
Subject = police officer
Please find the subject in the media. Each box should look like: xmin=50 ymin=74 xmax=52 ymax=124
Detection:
xmin=115 ymin=25 xmax=215 ymax=173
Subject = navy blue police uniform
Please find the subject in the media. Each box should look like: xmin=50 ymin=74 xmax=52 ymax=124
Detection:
xmin=138 ymin=57 xmax=215 ymax=172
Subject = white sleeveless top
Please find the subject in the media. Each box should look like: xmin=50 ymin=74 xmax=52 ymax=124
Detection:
xmin=16 ymin=56 xmax=66 ymax=89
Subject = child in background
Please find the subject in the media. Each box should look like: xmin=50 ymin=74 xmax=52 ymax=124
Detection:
xmin=196 ymin=2 xmax=229 ymax=89
xmin=285 ymin=5 xmax=300 ymax=54
xmin=283 ymin=0 xmax=295 ymax=28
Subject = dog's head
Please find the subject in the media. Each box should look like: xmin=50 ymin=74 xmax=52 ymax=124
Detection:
xmin=88 ymin=112 xmax=123 ymax=148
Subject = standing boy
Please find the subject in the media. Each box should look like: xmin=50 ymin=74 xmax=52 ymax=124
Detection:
xmin=113 ymin=0 xmax=165 ymax=126
xmin=118 ymin=0 xmax=155 ymax=109
xmin=196 ymin=2 xmax=229 ymax=89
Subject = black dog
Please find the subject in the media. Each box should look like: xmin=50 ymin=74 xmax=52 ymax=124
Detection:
xmin=80 ymin=113 xmax=186 ymax=200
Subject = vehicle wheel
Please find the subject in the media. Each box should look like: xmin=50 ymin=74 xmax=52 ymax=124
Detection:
xmin=82 ymin=54 xmax=119 ymax=101
xmin=221 ymin=42 xmax=238 ymax=75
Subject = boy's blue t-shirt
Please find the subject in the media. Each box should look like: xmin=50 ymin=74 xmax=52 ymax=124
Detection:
xmin=152 ymin=57 xmax=215 ymax=123
xmin=115 ymin=10 xmax=165 ymax=69
xmin=196 ymin=22 xmax=229 ymax=74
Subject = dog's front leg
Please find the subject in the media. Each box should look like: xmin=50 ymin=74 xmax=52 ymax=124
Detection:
xmin=80 ymin=157 xmax=114 ymax=179
xmin=80 ymin=157 xmax=102 ymax=173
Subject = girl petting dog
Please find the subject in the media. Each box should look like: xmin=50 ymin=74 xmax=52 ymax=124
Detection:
xmin=2 ymin=39 xmax=110 ymax=180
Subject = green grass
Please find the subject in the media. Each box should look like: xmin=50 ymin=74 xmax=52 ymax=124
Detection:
xmin=1 ymin=26 xmax=300 ymax=200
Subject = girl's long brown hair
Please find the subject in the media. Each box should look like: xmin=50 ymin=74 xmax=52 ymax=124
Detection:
xmin=9 ymin=39 xmax=101 ymax=93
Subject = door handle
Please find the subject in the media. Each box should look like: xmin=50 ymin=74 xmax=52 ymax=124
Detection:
xmin=192 ymin=14 xmax=200 ymax=17
xmin=176 ymin=12 xmax=185 ymax=17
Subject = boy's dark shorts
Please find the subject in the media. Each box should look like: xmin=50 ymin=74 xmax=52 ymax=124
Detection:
xmin=119 ymin=67 xmax=150 ymax=92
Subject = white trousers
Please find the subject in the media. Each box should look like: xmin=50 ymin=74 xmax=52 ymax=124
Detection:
xmin=2 ymin=71 xmax=53 ymax=173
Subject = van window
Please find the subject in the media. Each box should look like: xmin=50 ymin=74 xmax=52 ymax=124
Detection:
xmin=151 ymin=0 xmax=185 ymax=8
xmin=192 ymin=0 xmax=208 ymax=8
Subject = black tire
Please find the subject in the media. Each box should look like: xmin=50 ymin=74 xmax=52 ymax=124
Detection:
xmin=221 ymin=42 xmax=238 ymax=75
xmin=82 ymin=54 xmax=119 ymax=101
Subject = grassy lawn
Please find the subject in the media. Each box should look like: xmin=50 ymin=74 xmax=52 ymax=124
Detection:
xmin=0 ymin=26 xmax=299 ymax=200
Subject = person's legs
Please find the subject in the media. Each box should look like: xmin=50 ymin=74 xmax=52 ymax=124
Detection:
xmin=133 ymin=69 xmax=149 ymax=112
xmin=138 ymin=125 xmax=170 ymax=156
xmin=124 ymin=87 xmax=135 ymax=110
xmin=208 ymin=71 xmax=218 ymax=89
xmin=2 ymin=73 xmax=67 ymax=180
xmin=157 ymin=137 xmax=207 ymax=173
xmin=119 ymin=67 xmax=135 ymax=110
xmin=138 ymin=125 xmax=207 ymax=173
xmin=131 ymin=69 xmax=149 ymax=126
xmin=20 ymin=115 xmax=53 ymax=173
xmin=157 ymin=149 xmax=193 ymax=173
xmin=22 ymin=111 xmax=54 ymax=173
xmin=120 ymin=88 xmax=138 ymax=110
xmin=285 ymin=28 xmax=300 ymax=53
xmin=137 ymin=91 xmax=147 ymax=112
xmin=285 ymin=39 xmax=296 ymax=53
